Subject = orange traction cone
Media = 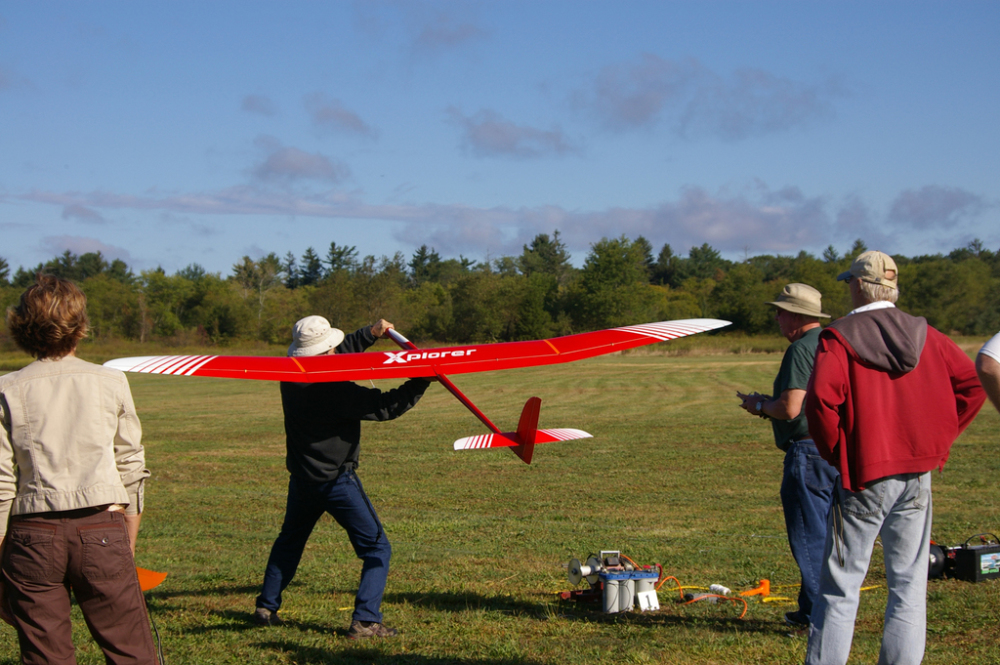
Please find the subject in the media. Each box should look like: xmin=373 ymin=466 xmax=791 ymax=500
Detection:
xmin=740 ymin=579 xmax=770 ymax=597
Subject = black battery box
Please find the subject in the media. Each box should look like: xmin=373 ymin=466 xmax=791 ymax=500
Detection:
xmin=949 ymin=534 xmax=1000 ymax=583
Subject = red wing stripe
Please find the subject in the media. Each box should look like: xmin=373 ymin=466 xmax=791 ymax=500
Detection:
xmin=540 ymin=428 xmax=592 ymax=441
xmin=156 ymin=355 xmax=203 ymax=374
xmin=181 ymin=356 xmax=218 ymax=376
xmin=455 ymin=428 xmax=591 ymax=450
xmin=129 ymin=356 xmax=172 ymax=373
xmin=168 ymin=355 xmax=213 ymax=375
xmin=139 ymin=356 xmax=183 ymax=373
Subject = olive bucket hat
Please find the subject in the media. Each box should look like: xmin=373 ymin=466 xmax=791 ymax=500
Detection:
xmin=766 ymin=283 xmax=830 ymax=318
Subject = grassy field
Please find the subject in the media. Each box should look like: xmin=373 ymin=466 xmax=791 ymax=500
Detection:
xmin=0 ymin=341 xmax=997 ymax=664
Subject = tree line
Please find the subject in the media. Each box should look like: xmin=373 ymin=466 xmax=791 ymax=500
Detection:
xmin=1 ymin=233 xmax=998 ymax=347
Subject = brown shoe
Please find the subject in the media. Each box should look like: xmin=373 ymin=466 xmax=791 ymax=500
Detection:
xmin=252 ymin=607 xmax=284 ymax=626
xmin=347 ymin=620 xmax=399 ymax=639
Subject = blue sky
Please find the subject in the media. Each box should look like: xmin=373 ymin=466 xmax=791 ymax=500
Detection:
xmin=1 ymin=1 xmax=997 ymax=275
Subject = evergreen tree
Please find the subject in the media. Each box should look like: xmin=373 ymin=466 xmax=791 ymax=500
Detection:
xmin=12 ymin=266 xmax=39 ymax=288
xmin=283 ymin=252 xmax=299 ymax=289
xmin=325 ymin=242 xmax=359 ymax=276
xmin=652 ymin=243 xmax=679 ymax=286
xmin=634 ymin=236 xmax=655 ymax=281
xmin=107 ymin=259 xmax=135 ymax=283
xmin=846 ymin=239 xmax=868 ymax=260
xmin=518 ymin=230 xmax=572 ymax=285
xmin=409 ymin=245 xmax=441 ymax=285
xmin=680 ymin=243 xmax=730 ymax=281
xmin=177 ymin=263 xmax=207 ymax=282
xmin=0 ymin=257 xmax=9 ymax=286
xmin=75 ymin=252 xmax=109 ymax=280
xmin=299 ymin=247 xmax=324 ymax=286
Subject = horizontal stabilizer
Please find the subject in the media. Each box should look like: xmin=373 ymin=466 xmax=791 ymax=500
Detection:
xmin=454 ymin=428 xmax=592 ymax=451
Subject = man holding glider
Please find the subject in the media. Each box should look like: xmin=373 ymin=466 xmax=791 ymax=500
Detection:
xmin=253 ymin=315 xmax=431 ymax=640
xmin=737 ymin=283 xmax=839 ymax=630
xmin=803 ymin=251 xmax=984 ymax=665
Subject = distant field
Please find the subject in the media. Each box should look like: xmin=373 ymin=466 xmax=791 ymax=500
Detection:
xmin=0 ymin=345 xmax=997 ymax=664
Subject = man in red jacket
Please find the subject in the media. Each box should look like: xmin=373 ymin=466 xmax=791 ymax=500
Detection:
xmin=804 ymin=250 xmax=985 ymax=665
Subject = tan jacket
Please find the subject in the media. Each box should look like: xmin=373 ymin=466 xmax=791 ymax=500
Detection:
xmin=0 ymin=355 xmax=149 ymax=537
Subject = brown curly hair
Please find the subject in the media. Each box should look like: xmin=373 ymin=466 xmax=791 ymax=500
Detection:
xmin=6 ymin=275 xmax=90 ymax=359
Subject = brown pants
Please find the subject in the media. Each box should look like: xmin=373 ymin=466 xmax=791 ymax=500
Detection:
xmin=1 ymin=508 xmax=157 ymax=664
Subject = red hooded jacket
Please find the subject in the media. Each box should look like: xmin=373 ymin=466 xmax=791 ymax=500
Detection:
xmin=805 ymin=306 xmax=985 ymax=491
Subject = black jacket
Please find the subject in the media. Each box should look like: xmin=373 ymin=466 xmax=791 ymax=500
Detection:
xmin=280 ymin=326 xmax=430 ymax=482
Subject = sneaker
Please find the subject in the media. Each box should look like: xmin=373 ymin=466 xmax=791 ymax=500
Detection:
xmin=347 ymin=620 xmax=399 ymax=640
xmin=253 ymin=607 xmax=284 ymax=626
xmin=784 ymin=611 xmax=809 ymax=629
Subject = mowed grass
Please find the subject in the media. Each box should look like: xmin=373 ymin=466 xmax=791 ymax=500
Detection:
xmin=0 ymin=347 xmax=997 ymax=664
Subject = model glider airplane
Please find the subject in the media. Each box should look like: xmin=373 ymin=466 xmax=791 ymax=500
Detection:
xmin=105 ymin=318 xmax=730 ymax=464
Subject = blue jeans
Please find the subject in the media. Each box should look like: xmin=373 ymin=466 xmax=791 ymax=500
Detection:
xmin=805 ymin=472 xmax=932 ymax=665
xmin=256 ymin=471 xmax=392 ymax=623
xmin=780 ymin=439 xmax=839 ymax=620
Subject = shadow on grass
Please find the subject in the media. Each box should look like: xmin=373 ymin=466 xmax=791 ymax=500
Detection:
xmin=550 ymin=600 xmax=794 ymax=635
xmin=387 ymin=591 xmax=793 ymax=637
xmin=252 ymin=642 xmax=545 ymax=665
xmin=385 ymin=591 xmax=543 ymax=616
xmin=143 ymin=586 xmax=794 ymax=641
xmin=145 ymin=582 xmax=262 ymax=600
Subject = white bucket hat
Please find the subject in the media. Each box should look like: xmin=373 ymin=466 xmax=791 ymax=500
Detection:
xmin=288 ymin=315 xmax=345 ymax=357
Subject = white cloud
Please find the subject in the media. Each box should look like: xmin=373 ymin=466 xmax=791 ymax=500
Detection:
xmin=17 ymin=181 xmax=993 ymax=263
xmin=581 ymin=53 xmax=840 ymax=140
xmin=251 ymin=136 xmax=350 ymax=184
xmin=242 ymin=94 xmax=278 ymax=117
xmin=61 ymin=204 xmax=106 ymax=224
xmin=412 ymin=17 xmax=488 ymax=54
xmin=887 ymin=185 xmax=985 ymax=229
xmin=40 ymin=235 xmax=132 ymax=262
xmin=304 ymin=93 xmax=377 ymax=138
xmin=0 ymin=64 xmax=33 ymax=92
xmin=448 ymin=108 xmax=577 ymax=159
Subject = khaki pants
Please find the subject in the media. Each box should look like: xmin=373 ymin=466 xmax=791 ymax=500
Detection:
xmin=2 ymin=508 xmax=157 ymax=664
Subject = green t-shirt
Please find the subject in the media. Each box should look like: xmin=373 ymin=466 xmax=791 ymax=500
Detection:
xmin=770 ymin=326 xmax=821 ymax=451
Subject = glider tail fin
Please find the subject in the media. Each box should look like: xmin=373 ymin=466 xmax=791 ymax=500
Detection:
xmin=512 ymin=396 xmax=541 ymax=464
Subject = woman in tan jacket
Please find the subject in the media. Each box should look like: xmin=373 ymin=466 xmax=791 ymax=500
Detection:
xmin=0 ymin=275 xmax=156 ymax=663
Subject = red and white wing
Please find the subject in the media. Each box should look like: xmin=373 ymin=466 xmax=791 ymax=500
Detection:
xmin=104 ymin=318 xmax=730 ymax=382
xmin=453 ymin=428 xmax=592 ymax=451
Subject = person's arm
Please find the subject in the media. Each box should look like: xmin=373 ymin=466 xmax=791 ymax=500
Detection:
xmin=738 ymin=389 xmax=806 ymax=420
xmin=933 ymin=332 xmax=985 ymax=433
xmin=805 ymin=334 xmax=849 ymax=462
xmin=339 ymin=377 xmax=432 ymax=422
xmin=0 ymin=397 xmax=16 ymax=626
xmin=0 ymin=536 xmax=12 ymax=627
xmin=124 ymin=514 xmax=141 ymax=557
xmin=976 ymin=352 xmax=1000 ymax=415
xmin=337 ymin=319 xmax=393 ymax=354
xmin=370 ymin=319 xmax=393 ymax=339
xmin=0 ymin=395 xmax=15 ymax=552
xmin=114 ymin=375 xmax=149 ymax=551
